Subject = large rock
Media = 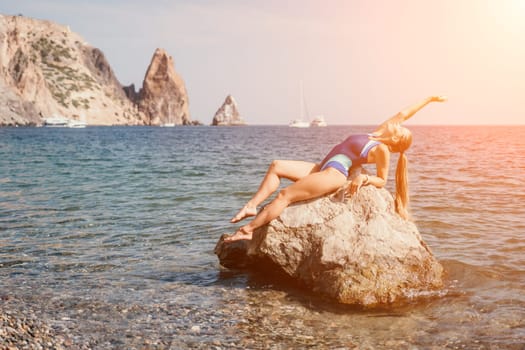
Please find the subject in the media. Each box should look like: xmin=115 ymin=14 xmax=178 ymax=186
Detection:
xmin=215 ymin=185 xmax=443 ymax=307
xmin=211 ymin=95 xmax=245 ymax=126
xmin=136 ymin=48 xmax=191 ymax=126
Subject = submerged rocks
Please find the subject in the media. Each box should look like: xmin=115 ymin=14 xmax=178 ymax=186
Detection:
xmin=211 ymin=95 xmax=245 ymax=126
xmin=1 ymin=305 xmax=69 ymax=349
xmin=215 ymin=185 xmax=443 ymax=307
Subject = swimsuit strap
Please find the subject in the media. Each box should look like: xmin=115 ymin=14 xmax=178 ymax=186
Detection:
xmin=360 ymin=139 xmax=381 ymax=159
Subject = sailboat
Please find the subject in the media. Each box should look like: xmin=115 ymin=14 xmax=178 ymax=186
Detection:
xmin=289 ymin=82 xmax=310 ymax=128
xmin=160 ymin=104 xmax=175 ymax=127
xmin=289 ymin=119 xmax=310 ymax=128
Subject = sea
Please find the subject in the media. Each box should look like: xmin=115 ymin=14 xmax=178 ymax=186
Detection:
xmin=0 ymin=125 xmax=524 ymax=349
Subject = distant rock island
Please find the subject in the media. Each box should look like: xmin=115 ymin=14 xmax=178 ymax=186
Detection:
xmin=124 ymin=48 xmax=191 ymax=126
xmin=0 ymin=14 xmax=193 ymax=126
xmin=211 ymin=95 xmax=246 ymax=126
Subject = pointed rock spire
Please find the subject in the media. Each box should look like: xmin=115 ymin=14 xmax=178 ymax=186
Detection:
xmin=137 ymin=48 xmax=191 ymax=125
xmin=211 ymin=95 xmax=246 ymax=126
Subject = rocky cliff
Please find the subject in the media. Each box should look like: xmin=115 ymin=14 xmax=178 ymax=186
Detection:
xmin=126 ymin=48 xmax=191 ymax=126
xmin=0 ymin=15 xmax=192 ymax=126
xmin=216 ymin=185 xmax=443 ymax=307
xmin=211 ymin=95 xmax=245 ymax=126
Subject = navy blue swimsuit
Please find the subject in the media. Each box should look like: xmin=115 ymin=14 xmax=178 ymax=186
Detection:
xmin=320 ymin=134 xmax=381 ymax=177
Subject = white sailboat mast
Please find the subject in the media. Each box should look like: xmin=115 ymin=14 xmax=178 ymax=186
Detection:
xmin=300 ymin=81 xmax=305 ymax=122
xmin=300 ymin=80 xmax=310 ymax=122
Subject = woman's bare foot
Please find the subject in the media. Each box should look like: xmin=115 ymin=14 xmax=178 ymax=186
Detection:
xmin=230 ymin=205 xmax=257 ymax=223
xmin=224 ymin=227 xmax=253 ymax=242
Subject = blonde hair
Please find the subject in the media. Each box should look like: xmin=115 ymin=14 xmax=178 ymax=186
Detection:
xmin=392 ymin=127 xmax=412 ymax=220
xmin=371 ymin=124 xmax=413 ymax=219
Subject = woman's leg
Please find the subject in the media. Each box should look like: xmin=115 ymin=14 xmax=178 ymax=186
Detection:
xmin=230 ymin=160 xmax=319 ymax=223
xmin=226 ymin=167 xmax=346 ymax=241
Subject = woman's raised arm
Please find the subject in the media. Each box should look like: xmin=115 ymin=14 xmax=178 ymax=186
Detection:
xmin=376 ymin=95 xmax=447 ymax=131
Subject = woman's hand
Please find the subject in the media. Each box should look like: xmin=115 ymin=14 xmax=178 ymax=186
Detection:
xmin=431 ymin=95 xmax=448 ymax=102
xmin=349 ymin=174 xmax=368 ymax=195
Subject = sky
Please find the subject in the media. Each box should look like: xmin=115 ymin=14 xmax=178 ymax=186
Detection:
xmin=2 ymin=0 xmax=525 ymax=125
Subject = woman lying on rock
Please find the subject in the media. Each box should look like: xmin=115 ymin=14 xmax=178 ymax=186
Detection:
xmin=226 ymin=95 xmax=447 ymax=242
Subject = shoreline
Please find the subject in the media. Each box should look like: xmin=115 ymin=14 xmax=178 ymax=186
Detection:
xmin=1 ymin=295 xmax=70 ymax=349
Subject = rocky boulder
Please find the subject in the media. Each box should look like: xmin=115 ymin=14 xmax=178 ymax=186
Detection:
xmin=215 ymin=185 xmax=443 ymax=307
xmin=211 ymin=95 xmax=245 ymax=126
xmin=136 ymin=48 xmax=191 ymax=126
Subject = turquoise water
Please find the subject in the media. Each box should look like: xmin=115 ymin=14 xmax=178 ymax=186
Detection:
xmin=1 ymin=125 xmax=524 ymax=348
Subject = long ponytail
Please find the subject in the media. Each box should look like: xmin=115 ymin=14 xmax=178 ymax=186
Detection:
xmin=395 ymin=152 xmax=410 ymax=220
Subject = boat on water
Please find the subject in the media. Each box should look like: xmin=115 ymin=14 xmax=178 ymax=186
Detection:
xmin=67 ymin=119 xmax=87 ymax=128
xmin=43 ymin=116 xmax=87 ymax=128
xmin=289 ymin=82 xmax=327 ymax=128
xmin=310 ymin=115 xmax=327 ymax=127
xmin=160 ymin=120 xmax=175 ymax=127
xmin=160 ymin=106 xmax=176 ymax=127
xmin=43 ymin=116 xmax=70 ymax=127
xmin=289 ymin=119 xmax=311 ymax=128
xmin=289 ymin=81 xmax=311 ymax=128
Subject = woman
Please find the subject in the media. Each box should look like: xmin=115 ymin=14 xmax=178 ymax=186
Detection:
xmin=226 ymin=95 xmax=447 ymax=242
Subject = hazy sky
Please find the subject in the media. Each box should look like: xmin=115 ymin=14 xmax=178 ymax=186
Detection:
xmin=2 ymin=0 xmax=525 ymax=125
